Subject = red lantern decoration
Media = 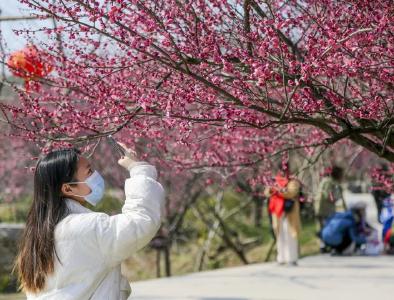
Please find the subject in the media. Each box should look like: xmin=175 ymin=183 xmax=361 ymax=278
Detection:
xmin=8 ymin=45 xmax=53 ymax=91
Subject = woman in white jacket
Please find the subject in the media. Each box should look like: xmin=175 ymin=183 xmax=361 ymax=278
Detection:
xmin=14 ymin=145 xmax=165 ymax=299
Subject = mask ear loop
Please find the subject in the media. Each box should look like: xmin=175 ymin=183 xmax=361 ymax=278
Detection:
xmin=64 ymin=178 xmax=88 ymax=199
xmin=65 ymin=170 xmax=103 ymax=204
xmin=64 ymin=181 xmax=91 ymax=199
xmin=67 ymin=181 xmax=86 ymax=185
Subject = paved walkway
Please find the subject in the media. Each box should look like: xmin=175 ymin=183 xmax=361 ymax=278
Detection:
xmin=130 ymin=255 xmax=394 ymax=300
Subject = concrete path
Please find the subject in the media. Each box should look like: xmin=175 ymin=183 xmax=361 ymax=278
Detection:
xmin=130 ymin=255 xmax=394 ymax=300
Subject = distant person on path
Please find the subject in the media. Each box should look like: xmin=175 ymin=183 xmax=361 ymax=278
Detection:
xmin=380 ymin=196 xmax=394 ymax=254
xmin=14 ymin=146 xmax=165 ymax=299
xmin=315 ymin=166 xmax=347 ymax=252
xmin=322 ymin=202 xmax=368 ymax=255
xmin=371 ymin=163 xmax=391 ymax=218
xmin=265 ymin=161 xmax=301 ymax=266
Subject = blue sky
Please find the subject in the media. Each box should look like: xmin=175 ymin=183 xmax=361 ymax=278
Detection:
xmin=0 ymin=1 xmax=52 ymax=53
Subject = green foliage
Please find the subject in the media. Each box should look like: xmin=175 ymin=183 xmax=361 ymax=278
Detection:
xmin=0 ymin=274 xmax=18 ymax=294
xmin=0 ymin=196 xmax=32 ymax=223
xmin=0 ymin=192 xmax=123 ymax=223
xmin=0 ymin=275 xmax=10 ymax=293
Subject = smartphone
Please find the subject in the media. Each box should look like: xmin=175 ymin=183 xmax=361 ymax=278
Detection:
xmin=106 ymin=135 xmax=127 ymax=157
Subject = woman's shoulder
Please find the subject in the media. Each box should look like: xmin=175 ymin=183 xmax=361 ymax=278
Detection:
xmin=55 ymin=211 xmax=108 ymax=240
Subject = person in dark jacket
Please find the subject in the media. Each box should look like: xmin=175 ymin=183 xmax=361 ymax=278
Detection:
xmin=322 ymin=202 xmax=368 ymax=255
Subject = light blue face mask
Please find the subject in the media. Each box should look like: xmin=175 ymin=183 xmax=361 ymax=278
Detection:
xmin=67 ymin=171 xmax=105 ymax=206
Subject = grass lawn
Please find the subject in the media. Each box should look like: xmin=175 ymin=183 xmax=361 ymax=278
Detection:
xmin=0 ymin=293 xmax=25 ymax=300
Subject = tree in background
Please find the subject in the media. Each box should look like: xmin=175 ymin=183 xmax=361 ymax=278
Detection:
xmin=0 ymin=0 xmax=391 ymax=168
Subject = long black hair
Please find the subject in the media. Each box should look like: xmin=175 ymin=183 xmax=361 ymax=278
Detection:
xmin=14 ymin=148 xmax=80 ymax=293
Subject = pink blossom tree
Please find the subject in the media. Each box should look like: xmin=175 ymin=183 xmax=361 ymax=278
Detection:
xmin=0 ymin=1 xmax=392 ymax=276
xmin=0 ymin=0 xmax=392 ymax=180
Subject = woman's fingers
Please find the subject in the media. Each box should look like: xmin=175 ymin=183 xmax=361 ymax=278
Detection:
xmin=118 ymin=142 xmax=137 ymax=158
xmin=118 ymin=156 xmax=134 ymax=170
xmin=117 ymin=142 xmax=127 ymax=149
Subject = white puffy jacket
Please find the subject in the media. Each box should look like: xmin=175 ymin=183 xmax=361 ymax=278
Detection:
xmin=26 ymin=163 xmax=165 ymax=300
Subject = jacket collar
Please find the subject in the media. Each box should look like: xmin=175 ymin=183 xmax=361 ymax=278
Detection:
xmin=65 ymin=198 xmax=93 ymax=214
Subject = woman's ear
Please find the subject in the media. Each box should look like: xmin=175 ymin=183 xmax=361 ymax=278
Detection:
xmin=61 ymin=183 xmax=73 ymax=197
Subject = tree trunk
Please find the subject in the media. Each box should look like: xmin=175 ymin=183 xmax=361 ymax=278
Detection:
xmin=253 ymin=196 xmax=263 ymax=227
xmin=164 ymin=246 xmax=171 ymax=277
xmin=156 ymin=250 xmax=161 ymax=278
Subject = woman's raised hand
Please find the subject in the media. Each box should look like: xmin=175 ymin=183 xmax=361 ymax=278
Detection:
xmin=117 ymin=142 xmax=138 ymax=170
